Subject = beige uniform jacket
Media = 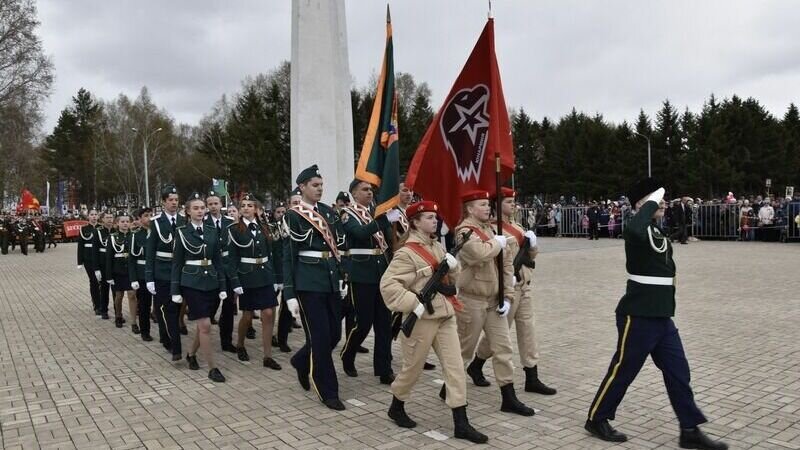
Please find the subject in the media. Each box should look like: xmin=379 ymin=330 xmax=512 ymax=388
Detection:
xmin=380 ymin=230 xmax=460 ymax=320
xmin=454 ymin=217 xmax=513 ymax=300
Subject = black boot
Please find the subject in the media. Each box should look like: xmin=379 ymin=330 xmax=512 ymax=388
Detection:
xmin=388 ymin=396 xmax=416 ymax=428
xmin=584 ymin=419 xmax=628 ymax=442
xmin=679 ymin=427 xmax=728 ymax=450
xmin=499 ymin=384 xmax=535 ymax=416
xmin=524 ymin=366 xmax=556 ymax=395
xmin=452 ymin=406 xmax=488 ymax=444
xmin=466 ymin=357 xmax=490 ymax=387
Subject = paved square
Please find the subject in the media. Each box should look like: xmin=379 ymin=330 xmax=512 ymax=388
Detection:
xmin=1 ymin=239 xmax=798 ymax=449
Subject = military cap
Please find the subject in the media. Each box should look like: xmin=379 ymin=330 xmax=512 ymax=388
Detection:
xmin=187 ymin=191 xmax=204 ymax=201
xmin=461 ymin=190 xmax=491 ymax=203
xmin=349 ymin=178 xmax=369 ymax=193
xmin=240 ymin=192 xmax=257 ymax=202
xmin=405 ymin=201 xmax=439 ymax=219
xmin=290 ymin=187 xmax=302 ymax=197
xmin=207 ymin=189 xmax=221 ymax=198
xmin=115 ymin=210 xmax=130 ymax=218
xmin=626 ymin=177 xmax=663 ymax=205
xmin=275 ymin=201 xmax=286 ymax=208
xmin=491 ymin=187 xmax=516 ymax=200
xmin=336 ymin=191 xmax=350 ymax=202
xmin=134 ymin=207 xmax=153 ymax=218
xmin=295 ymin=164 xmax=322 ymax=185
xmin=160 ymin=184 xmax=178 ymax=198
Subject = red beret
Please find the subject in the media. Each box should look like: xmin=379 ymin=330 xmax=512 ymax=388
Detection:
xmin=405 ymin=201 xmax=439 ymax=218
xmin=492 ymin=187 xmax=516 ymax=199
xmin=461 ymin=190 xmax=491 ymax=203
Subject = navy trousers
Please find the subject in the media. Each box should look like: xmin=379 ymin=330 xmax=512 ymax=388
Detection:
xmin=84 ymin=266 xmax=101 ymax=312
xmin=136 ymin=283 xmax=153 ymax=338
xmin=589 ymin=314 xmax=707 ymax=429
xmin=155 ymin=279 xmax=181 ymax=356
xmin=217 ymin=284 xmax=236 ymax=349
xmin=292 ymin=291 xmax=341 ymax=401
xmin=276 ymin=293 xmax=293 ymax=345
xmin=339 ymin=282 xmax=392 ymax=376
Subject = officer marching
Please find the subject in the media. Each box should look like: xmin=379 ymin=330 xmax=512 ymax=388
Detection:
xmin=269 ymin=201 xmax=294 ymax=353
xmin=451 ymin=190 xmax=535 ymax=416
xmin=204 ymin=190 xmax=238 ymax=353
xmin=106 ymin=212 xmax=138 ymax=331
xmin=468 ymin=187 xmax=556 ymax=395
xmin=145 ymin=185 xmax=186 ymax=361
xmin=77 ymin=209 xmax=102 ymax=315
xmin=380 ymin=200 xmax=488 ymax=444
xmin=584 ymin=178 xmax=727 ymax=450
xmin=282 ymin=165 xmax=349 ymax=411
xmin=94 ymin=212 xmax=114 ymax=320
xmin=170 ymin=192 xmax=227 ymax=382
xmin=129 ymin=207 xmax=154 ymax=342
xmin=339 ymin=179 xmax=401 ymax=385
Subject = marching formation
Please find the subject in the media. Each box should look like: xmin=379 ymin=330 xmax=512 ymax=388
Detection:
xmin=69 ymin=164 xmax=728 ymax=449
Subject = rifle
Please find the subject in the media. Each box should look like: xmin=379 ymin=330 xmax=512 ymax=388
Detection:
xmin=512 ymin=235 xmax=536 ymax=280
xmin=397 ymin=229 xmax=473 ymax=339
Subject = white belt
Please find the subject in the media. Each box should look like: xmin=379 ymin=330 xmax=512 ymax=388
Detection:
xmin=346 ymin=248 xmax=384 ymax=256
xmin=186 ymin=259 xmax=212 ymax=266
xmin=98 ymin=248 xmax=107 ymax=253
xmin=156 ymin=251 xmax=173 ymax=259
xmin=221 ymin=251 xmax=229 ymax=257
xmin=241 ymin=257 xmax=268 ymax=264
xmin=114 ymin=253 xmax=128 ymax=258
xmin=83 ymin=243 xmax=93 ymax=248
xmin=298 ymin=250 xmax=333 ymax=259
xmin=628 ymin=274 xmax=674 ymax=286
xmin=137 ymin=260 xmax=146 ymax=265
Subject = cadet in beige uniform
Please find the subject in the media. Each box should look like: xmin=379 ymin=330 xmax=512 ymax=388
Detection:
xmin=380 ymin=201 xmax=487 ymax=444
xmin=470 ymin=188 xmax=557 ymax=395
xmin=453 ymin=190 xmax=535 ymax=416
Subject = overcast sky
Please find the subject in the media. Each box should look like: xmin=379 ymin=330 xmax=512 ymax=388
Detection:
xmin=37 ymin=0 xmax=800 ymax=132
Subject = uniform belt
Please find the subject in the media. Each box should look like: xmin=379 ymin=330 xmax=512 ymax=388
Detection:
xmin=83 ymin=243 xmax=93 ymax=248
xmin=156 ymin=251 xmax=173 ymax=259
xmin=98 ymin=248 xmax=107 ymax=253
xmin=346 ymin=248 xmax=384 ymax=256
xmin=185 ymin=259 xmax=212 ymax=266
xmin=241 ymin=257 xmax=268 ymax=264
xmin=628 ymin=274 xmax=675 ymax=286
xmin=114 ymin=253 xmax=128 ymax=258
xmin=298 ymin=250 xmax=333 ymax=259
xmin=221 ymin=251 xmax=229 ymax=257
xmin=137 ymin=260 xmax=146 ymax=265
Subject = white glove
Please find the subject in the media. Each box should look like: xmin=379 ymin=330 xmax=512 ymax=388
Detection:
xmin=171 ymin=295 xmax=182 ymax=304
xmin=444 ymin=253 xmax=458 ymax=269
xmin=286 ymin=298 xmax=300 ymax=320
xmin=512 ymin=276 xmax=518 ymax=287
xmin=644 ymin=187 xmax=666 ymax=205
xmin=385 ymin=209 xmax=401 ymax=223
xmin=108 ymin=279 xmax=115 ymax=286
xmin=497 ymin=299 xmax=510 ymax=317
xmin=146 ymin=282 xmax=156 ymax=295
xmin=493 ymin=235 xmax=507 ymax=249
xmin=233 ymin=287 xmax=244 ymax=295
xmin=77 ymin=264 xmax=83 ymax=270
xmin=131 ymin=281 xmax=140 ymax=291
xmin=339 ymin=280 xmax=349 ymax=299
xmin=219 ymin=291 xmax=227 ymax=301
xmin=273 ymin=283 xmax=283 ymax=292
xmin=412 ymin=302 xmax=426 ymax=318
xmin=524 ymin=230 xmax=537 ymax=247
xmin=94 ymin=270 xmax=102 ymax=281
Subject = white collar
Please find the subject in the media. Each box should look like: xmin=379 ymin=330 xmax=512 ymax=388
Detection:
xmin=300 ymin=200 xmax=319 ymax=210
xmin=190 ymin=220 xmax=203 ymax=229
xmin=164 ymin=211 xmax=177 ymax=222
xmin=243 ymin=217 xmax=257 ymax=227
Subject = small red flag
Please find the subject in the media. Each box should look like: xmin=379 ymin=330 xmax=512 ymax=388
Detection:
xmin=406 ymin=18 xmax=514 ymax=228
xmin=16 ymin=189 xmax=40 ymax=214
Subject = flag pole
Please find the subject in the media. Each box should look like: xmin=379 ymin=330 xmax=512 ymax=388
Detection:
xmin=495 ymin=152 xmax=505 ymax=313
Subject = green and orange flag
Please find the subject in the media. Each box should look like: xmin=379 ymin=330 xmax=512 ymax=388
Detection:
xmin=355 ymin=5 xmax=400 ymax=217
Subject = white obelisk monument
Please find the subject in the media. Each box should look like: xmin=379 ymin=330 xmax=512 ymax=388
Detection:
xmin=291 ymin=0 xmax=354 ymax=200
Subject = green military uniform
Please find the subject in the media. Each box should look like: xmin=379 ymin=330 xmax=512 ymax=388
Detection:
xmin=106 ymin=231 xmax=132 ymax=287
xmin=227 ymin=221 xmax=278 ymax=291
xmin=170 ymin=224 xmax=226 ymax=296
xmin=204 ymin=211 xmax=237 ymax=349
xmin=94 ymin=226 xmax=112 ymax=316
xmin=129 ymin=224 xmax=153 ymax=340
xmin=0 ymin=216 xmax=9 ymax=254
xmin=78 ymin=223 xmax=101 ymax=313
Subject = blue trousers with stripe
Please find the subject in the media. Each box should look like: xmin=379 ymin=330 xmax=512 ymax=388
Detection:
xmin=588 ymin=314 xmax=707 ymax=429
xmin=291 ymin=291 xmax=342 ymax=401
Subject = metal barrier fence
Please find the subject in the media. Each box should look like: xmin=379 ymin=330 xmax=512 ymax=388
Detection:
xmin=516 ymin=207 xmax=628 ymax=238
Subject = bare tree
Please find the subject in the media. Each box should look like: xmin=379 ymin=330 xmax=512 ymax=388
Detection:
xmin=0 ymin=0 xmax=54 ymax=109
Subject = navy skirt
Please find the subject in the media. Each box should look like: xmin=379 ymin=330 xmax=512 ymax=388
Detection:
xmin=112 ymin=274 xmax=132 ymax=292
xmin=239 ymin=285 xmax=278 ymax=311
xmin=182 ymin=287 xmax=217 ymax=320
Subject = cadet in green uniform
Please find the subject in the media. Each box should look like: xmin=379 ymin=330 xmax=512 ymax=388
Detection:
xmin=146 ymin=185 xmax=186 ymax=360
xmin=106 ymin=212 xmax=137 ymax=330
xmin=339 ymin=179 xmax=400 ymax=384
xmin=585 ymin=178 xmax=728 ymax=450
xmin=228 ymin=193 xmax=282 ymax=369
xmin=78 ymin=209 xmax=102 ymax=315
xmin=282 ymin=165 xmax=348 ymax=410
xmin=171 ymin=192 xmax=227 ymax=382
xmin=270 ymin=202 xmax=293 ymax=353
xmin=94 ymin=212 xmax=114 ymax=320
xmin=129 ymin=207 xmax=154 ymax=341
xmin=204 ymin=191 xmax=237 ymax=352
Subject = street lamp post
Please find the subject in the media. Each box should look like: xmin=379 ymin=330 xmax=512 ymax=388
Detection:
xmin=632 ymin=131 xmax=652 ymax=178
xmin=132 ymin=127 xmax=163 ymax=206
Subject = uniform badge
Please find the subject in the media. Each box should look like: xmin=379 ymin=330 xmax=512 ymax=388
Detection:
xmin=341 ymin=213 xmax=349 ymax=223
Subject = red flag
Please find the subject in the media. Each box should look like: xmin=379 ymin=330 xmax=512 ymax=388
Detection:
xmin=406 ymin=18 xmax=514 ymax=228
xmin=16 ymin=189 xmax=40 ymax=214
